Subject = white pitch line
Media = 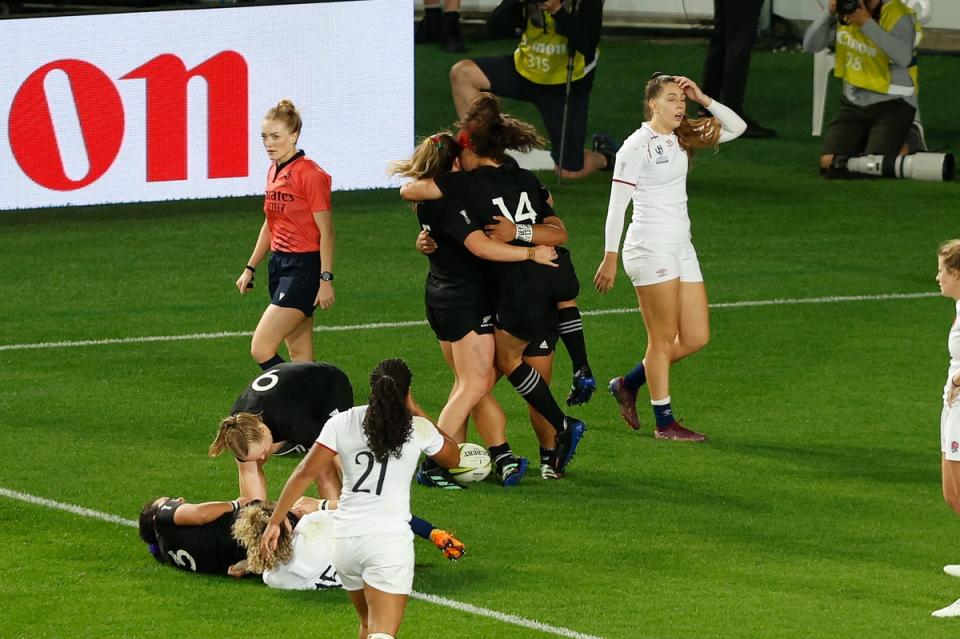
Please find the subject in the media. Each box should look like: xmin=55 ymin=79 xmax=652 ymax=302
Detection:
xmin=411 ymin=591 xmax=604 ymax=639
xmin=0 ymin=487 xmax=138 ymax=529
xmin=0 ymin=291 xmax=939 ymax=353
xmin=0 ymin=486 xmax=605 ymax=639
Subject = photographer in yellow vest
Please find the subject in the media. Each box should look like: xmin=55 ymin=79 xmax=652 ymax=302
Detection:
xmin=450 ymin=0 xmax=612 ymax=179
xmin=803 ymin=0 xmax=920 ymax=178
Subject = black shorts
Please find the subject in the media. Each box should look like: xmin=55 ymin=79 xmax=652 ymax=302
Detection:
xmin=523 ymin=327 xmax=558 ymax=357
xmin=495 ymin=294 xmax=557 ymax=344
xmin=268 ymin=251 xmax=321 ymax=318
xmin=473 ymin=55 xmax=593 ymax=172
xmin=822 ymin=97 xmax=916 ymax=158
xmin=495 ymin=249 xmax=579 ymax=343
xmin=545 ymin=248 xmax=580 ymax=302
xmin=426 ymin=305 xmax=495 ymax=343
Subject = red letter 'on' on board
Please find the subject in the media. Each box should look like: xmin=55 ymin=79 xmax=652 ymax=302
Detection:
xmin=122 ymin=51 xmax=248 ymax=182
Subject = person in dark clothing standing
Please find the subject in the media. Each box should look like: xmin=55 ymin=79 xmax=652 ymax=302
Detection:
xmin=415 ymin=0 xmax=467 ymax=53
xmin=700 ymin=0 xmax=777 ymax=139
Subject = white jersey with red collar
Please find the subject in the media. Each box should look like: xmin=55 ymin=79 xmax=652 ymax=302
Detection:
xmin=603 ymin=100 xmax=746 ymax=253
xmin=614 ymin=122 xmax=691 ymax=245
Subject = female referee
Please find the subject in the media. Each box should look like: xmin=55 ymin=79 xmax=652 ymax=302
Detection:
xmin=235 ymin=100 xmax=335 ymax=370
xmin=261 ymin=359 xmax=459 ymax=639
xmin=594 ymin=73 xmax=745 ymax=442
xmin=933 ymin=240 xmax=960 ymax=617
xmin=390 ymin=132 xmax=557 ymax=487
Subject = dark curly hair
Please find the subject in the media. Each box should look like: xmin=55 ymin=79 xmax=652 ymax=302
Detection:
xmin=138 ymin=498 xmax=164 ymax=563
xmin=456 ymin=93 xmax=544 ymax=162
xmin=363 ymin=358 xmax=413 ymax=463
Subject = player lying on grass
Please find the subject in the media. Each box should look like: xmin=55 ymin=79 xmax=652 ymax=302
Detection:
xmin=233 ymin=500 xmax=464 ymax=589
xmin=138 ymin=495 xmax=465 ymax=581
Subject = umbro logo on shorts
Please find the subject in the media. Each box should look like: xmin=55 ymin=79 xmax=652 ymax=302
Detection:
xmin=482 ymin=315 xmax=492 ymax=326
xmin=278 ymin=292 xmax=286 ymax=300
xmin=656 ymin=268 xmax=669 ymax=278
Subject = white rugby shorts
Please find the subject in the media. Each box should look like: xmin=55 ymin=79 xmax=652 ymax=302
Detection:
xmin=941 ymin=403 xmax=960 ymax=462
xmin=332 ymin=533 xmax=414 ymax=594
xmin=622 ymin=240 xmax=703 ymax=287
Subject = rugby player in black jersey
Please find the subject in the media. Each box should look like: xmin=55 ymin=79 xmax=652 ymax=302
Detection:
xmin=390 ymin=132 xmax=558 ymax=487
xmin=138 ymin=496 xmax=465 ymax=578
xmin=209 ymin=361 xmax=355 ymax=500
xmin=401 ymin=94 xmax=586 ymax=476
xmin=138 ymin=496 xmax=253 ymax=576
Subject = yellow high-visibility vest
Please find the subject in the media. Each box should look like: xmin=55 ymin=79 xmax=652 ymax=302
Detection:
xmin=513 ymin=9 xmax=597 ymax=85
xmin=834 ymin=0 xmax=920 ymax=95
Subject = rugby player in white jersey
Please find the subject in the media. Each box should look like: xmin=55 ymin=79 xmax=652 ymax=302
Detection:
xmin=261 ymin=358 xmax=459 ymax=639
xmin=932 ymin=239 xmax=960 ymax=618
xmin=594 ymin=72 xmax=745 ymax=442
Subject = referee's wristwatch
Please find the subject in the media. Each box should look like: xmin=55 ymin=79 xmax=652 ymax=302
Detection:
xmin=320 ymin=271 xmax=334 ymax=282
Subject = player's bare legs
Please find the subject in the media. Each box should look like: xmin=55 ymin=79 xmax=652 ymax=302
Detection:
xmin=283 ymin=315 xmax=315 ymax=361
xmin=670 ymin=281 xmax=710 ymax=362
xmin=363 ymin=585 xmax=408 ymax=637
xmin=437 ymin=331 xmax=496 ymax=442
xmin=943 ymin=455 xmax=960 ymax=515
xmin=346 ymin=589 xmax=369 ymax=639
xmin=250 ymin=304 xmax=308 ymax=364
xmin=450 ymin=60 xmax=491 ymax=118
xmin=438 ymin=341 xmax=468 ymax=442
xmin=470 ymin=394 xmax=508 ymax=449
xmin=635 ymin=278 xmax=707 ymax=441
xmin=941 ymin=455 xmax=960 ymax=581
xmin=636 ymin=278 xmax=680 ymax=402
xmin=556 ymin=150 xmax=609 ymax=180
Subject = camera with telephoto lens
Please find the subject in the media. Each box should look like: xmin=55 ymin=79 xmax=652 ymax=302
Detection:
xmin=844 ymin=152 xmax=956 ymax=181
xmin=836 ymin=0 xmax=860 ymax=16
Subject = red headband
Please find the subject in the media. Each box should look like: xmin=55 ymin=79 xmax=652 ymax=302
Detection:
xmin=457 ymin=129 xmax=474 ymax=151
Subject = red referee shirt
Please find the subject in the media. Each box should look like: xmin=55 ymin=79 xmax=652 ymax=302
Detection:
xmin=263 ymin=151 xmax=332 ymax=253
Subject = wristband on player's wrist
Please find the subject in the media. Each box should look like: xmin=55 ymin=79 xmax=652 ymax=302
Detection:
xmin=515 ymin=223 xmax=533 ymax=243
xmin=319 ymin=499 xmax=329 ymax=511
xmin=230 ymin=499 xmax=241 ymax=511
xmin=244 ymin=265 xmax=256 ymax=274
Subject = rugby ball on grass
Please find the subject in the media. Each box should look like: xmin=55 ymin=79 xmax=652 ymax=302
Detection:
xmin=449 ymin=443 xmax=491 ymax=484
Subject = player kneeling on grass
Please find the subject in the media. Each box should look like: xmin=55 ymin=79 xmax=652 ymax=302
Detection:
xmin=209 ymin=362 xmax=354 ymax=502
xmin=139 ymin=496 xmax=464 ymax=581
xmin=261 ymin=358 xmax=460 ymax=639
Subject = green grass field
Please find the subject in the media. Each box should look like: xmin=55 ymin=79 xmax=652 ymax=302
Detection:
xmin=2 ymin=36 xmax=960 ymax=638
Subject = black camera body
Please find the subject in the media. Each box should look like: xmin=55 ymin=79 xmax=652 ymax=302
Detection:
xmin=837 ymin=0 xmax=860 ymax=16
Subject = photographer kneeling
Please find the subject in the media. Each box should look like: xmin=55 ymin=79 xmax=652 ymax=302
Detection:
xmin=803 ymin=0 xmax=952 ymax=181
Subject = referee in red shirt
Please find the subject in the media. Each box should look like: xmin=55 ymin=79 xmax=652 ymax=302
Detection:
xmin=236 ymin=100 xmax=335 ymax=370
